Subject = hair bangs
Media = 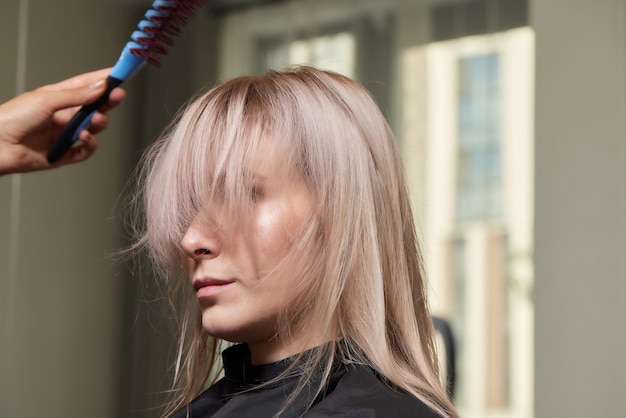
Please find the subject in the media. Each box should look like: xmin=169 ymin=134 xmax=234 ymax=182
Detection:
xmin=141 ymin=75 xmax=306 ymax=276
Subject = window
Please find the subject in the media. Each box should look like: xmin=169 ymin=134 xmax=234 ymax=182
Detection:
xmin=219 ymin=4 xmax=533 ymax=417
xmin=419 ymin=28 xmax=534 ymax=418
xmin=262 ymin=32 xmax=356 ymax=77
xmin=457 ymin=53 xmax=503 ymax=221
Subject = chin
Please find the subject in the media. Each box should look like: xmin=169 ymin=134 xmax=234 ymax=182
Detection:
xmin=201 ymin=312 xmax=245 ymax=342
xmin=201 ymin=310 xmax=275 ymax=344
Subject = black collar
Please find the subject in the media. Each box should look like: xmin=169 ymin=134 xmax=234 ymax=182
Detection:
xmin=222 ymin=344 xmax=304 ymax=388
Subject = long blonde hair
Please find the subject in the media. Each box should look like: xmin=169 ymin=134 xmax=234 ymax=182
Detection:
xmin=131 ymin=66 xmax=457 ymax=417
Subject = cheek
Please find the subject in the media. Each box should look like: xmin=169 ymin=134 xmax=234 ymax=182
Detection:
xmin=251 ymin=206 xmax=305 ymax=277
xmin=254 ymin=209 xmax=291 ymax=261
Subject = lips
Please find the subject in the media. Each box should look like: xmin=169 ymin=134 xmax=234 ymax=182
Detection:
xmin=193 ymin=277 xmax=235 ymax=299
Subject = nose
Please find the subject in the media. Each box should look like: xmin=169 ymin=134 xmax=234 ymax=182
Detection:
xmin=181 ymin=213 xmax=221 ymax=260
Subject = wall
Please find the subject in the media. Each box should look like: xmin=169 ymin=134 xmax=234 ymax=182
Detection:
xmin=0 ymin=1 xmax=138 ymax=417
xmin=533 ymin=0 xmax=626 ymax=416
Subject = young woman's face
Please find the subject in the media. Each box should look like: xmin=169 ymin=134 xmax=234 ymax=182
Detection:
xmin=180 ymin=142 xmax=316 ymax=364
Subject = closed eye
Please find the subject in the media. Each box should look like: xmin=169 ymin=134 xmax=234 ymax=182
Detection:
xmin=250 ymin=186 xmax=264 ymax=202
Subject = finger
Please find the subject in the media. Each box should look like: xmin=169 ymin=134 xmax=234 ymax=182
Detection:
xmin=99 ymin=87 xmax=126 ymax=113
xmin=87 ymin=112 xmax=109 ymax=135
xmin=53 ymin=133 xmax=99 ymax=166
xmin=37 ymin=80 xmax=109 ymax=115
xmin=46 ymin=86 xmax=125 ymax=128
xmin=38 ymin=68 xmax=113 ymax=92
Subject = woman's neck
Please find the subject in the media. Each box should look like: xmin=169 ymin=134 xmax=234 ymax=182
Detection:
xmin=246 ymin=337 xmax=323 ymax=365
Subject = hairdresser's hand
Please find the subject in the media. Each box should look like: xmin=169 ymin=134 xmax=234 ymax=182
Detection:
xmin=0 ymin=68 xmax=126 ymax=176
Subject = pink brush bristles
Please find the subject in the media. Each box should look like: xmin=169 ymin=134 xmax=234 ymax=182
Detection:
xmin=130 ymin=0 xmax=205 ymax=67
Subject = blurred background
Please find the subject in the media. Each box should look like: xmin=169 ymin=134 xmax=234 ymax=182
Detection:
xmin=0 ymin=0 xmax=624 ymax=417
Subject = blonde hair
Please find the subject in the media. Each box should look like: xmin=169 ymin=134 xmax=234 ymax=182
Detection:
xmin=131 ymin=66 xmax=457 ymax=417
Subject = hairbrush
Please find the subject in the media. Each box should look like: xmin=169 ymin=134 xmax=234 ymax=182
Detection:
xmin=47 ymin=0 xmax=205 ymax=163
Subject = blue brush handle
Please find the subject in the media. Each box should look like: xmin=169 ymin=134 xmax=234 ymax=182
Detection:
xmin=110 ymin=41 xmax=147 ymax=80
xmin=46 ymin=75 xmax=124 ymax=163
xmin=46 ymin=44 xmax=147 ymax=163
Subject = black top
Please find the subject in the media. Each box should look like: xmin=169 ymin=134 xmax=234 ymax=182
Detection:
xmin=171 ymin=344 xmax=442 ymax=418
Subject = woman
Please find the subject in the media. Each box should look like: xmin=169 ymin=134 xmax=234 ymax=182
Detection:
xmin=132 ymin=66 xmax=458 ymax=417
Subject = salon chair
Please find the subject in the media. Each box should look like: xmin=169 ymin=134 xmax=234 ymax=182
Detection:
xmin=432 ymin=316 xmax=456 ymax=401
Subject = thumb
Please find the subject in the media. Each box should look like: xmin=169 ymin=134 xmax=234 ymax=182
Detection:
xmin=41 ymin=79 xmax=107 ymax=113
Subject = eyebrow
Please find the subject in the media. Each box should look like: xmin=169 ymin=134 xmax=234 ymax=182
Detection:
xmin=242 ymin=171 xmax=268 ymax=181
xmin=210 ymin=171 xmax=268 ymax=190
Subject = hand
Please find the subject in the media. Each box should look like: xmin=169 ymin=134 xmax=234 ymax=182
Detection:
xmin=0 ymin=68 xmax=126 ymax=175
